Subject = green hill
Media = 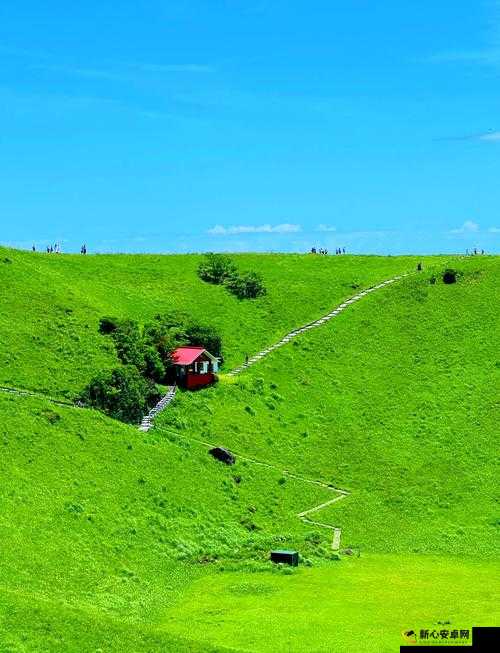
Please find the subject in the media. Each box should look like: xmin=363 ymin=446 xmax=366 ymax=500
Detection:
xmin=0 ymin=247 xmax=424 ymax=398
xmin=0 ymin=247 xmax=498 ymax=652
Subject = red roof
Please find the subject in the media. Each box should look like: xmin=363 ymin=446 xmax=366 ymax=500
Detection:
xmin=171 ymin=346 xmax=207 ymax=365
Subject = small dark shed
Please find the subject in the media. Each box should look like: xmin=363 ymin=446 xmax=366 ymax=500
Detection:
xmin=270 ymin=549 xmax=299 ymax=566
xmin=209 ymin=446 xmax=236 ymax=465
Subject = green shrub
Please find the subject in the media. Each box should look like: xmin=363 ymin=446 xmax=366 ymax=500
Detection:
xmin=185 ymin=322 xmax=222 ymax=357
xmin=143 ymin=346 xmax=166 ymax=383
xmin=443 ymin=268 xmax=458 ymax=284
xmin=197 ymin=253 xmax=237 ymax=285
xmin=98 ymin=316 xmax=120 ymax=335
xmin=197 ymin=253 xmax=266 ymax=300
xmin=110 ymin=320 xmax=145 ymax=369
xmin=80 ymin=366 xmax=153 ymax=424
xmin=224 ymin=271 xmax=266 ymax=299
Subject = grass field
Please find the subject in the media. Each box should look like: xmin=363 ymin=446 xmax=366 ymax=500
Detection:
xmin=0 ymin=246 xmax=438 ymax=398
xmin=0 ymin=247 xmax=498 ymax=651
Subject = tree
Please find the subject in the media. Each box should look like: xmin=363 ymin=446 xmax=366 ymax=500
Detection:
xmin=185 ymin=322 xmax=222 ymax=357
xmin=110 ymin=319 xmax=146 ymax=370
xmin=224 ymin=271 xmax=266 ymax=299
xmin=143 ymin=346 xmax=166 ymax=383
xmin=197 ymin=253 xmax=237 ymax=285
xmin=80 ymin=366 xmax=154 ymax=424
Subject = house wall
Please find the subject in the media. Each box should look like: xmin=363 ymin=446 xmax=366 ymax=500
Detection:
xmin=186 ymin=372 xmax=215 ymax=389
xmin=173 ymin=351 xmax=219 ymax=388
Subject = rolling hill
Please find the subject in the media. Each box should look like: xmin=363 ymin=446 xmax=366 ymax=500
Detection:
xmin=0 ymin=247 xmax=498 ymax=652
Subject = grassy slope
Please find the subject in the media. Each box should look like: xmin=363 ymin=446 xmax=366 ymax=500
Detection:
xmin=0 ymin=246 xmax=428 ymax=399
xmin=159 ymin=256 xmax=499 ymax=557
xmin=0 ymin=392 xmax=334 ymax=652
xmin=0 ymin=248 xmax=498 ymax=651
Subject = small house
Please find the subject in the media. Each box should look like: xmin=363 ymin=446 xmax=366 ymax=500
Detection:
xmin=171 ymin=346 xmax=219 ymax=389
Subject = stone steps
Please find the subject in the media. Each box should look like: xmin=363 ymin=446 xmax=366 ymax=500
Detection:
xmin=138 ymin=385 xmax=176 ymax=432
xmin=227 ymin=273 xmax=408 ymax=377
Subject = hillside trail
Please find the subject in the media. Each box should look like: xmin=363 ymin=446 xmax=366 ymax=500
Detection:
xmin=0 ymin=385 xmax=80 ymax=409
xmin=228 ymin=274 xmax=408 ymax=376
xmin=152 ymin=272 xmax=410 ymax=551
xmin=156 ymin=424 xmax=350 ymax=551
xmin=1 ymin=271 xmax=409 ymax=552
xmin=141 ymin=272 xmax=408 ymax=431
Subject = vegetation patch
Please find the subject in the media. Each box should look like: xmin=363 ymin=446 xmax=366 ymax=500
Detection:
xmin=443 ymin=268 xmax=458 ymax=284
xmin=198 ymin=253 xmax=266 ymax=299
xmin=82 ymin=312 xmax=222 ymax=422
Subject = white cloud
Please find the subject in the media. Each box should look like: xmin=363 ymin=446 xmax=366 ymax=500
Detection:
xmin=207 ymin=223 xmax=301 ymax=235
xmin=488 ymin=226 xmax=500 ymax=233
xmin=316 ymin=224 xmax=337 ymax=232
xmin=436 ymin=129 xmax=500 ymax=142
xmin=450 ymin=220 xmax=480 ymax=234
xmin=478 ymin=131 xmax=500 ymax=142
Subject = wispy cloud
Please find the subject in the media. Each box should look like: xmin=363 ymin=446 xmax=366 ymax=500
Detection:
xmin=426 ymin=49 xmax=500 ymax=65
xmin=208 ymin=223 xmax=301 ymax=235
xmin=316 ymin=224 xmax=337 ymax=232
xmin=436 ymin=130 xmax=500 ymax=142
xmin=427 ymin=1 xmax=500 ymax=68
xmin=488 ymin=226 xmax=500 ymax=233
xmin=479 ymin=131 xmax=500 ymax=141
xmin=450 ymin=220 xmax=480 ymax=234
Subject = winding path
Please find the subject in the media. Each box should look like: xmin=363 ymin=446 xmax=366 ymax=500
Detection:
xmin=138 ymin=272 xmax=410 ymax=550
xmin=139 ymin=385 xmax=176 ymax=432
xmin=0 ymin=385 xmax=79 ymax=409
xmin=138 ymin=273 xmax=408 ymax=431
xmin=1 ymin=272 xmax=409 ymax=551
xmin=228 ymin=274 xmax=408 ymax=376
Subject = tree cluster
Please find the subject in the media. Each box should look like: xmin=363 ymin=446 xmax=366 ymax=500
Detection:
xmin=197 ymin=253 xmax=266 ymax=299
xmin=80 ymin=312 xmax=222 ymax=423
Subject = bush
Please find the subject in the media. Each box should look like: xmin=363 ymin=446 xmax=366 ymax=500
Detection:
xmin=111 ymin=320 xmax=146 ymax=370
xmin=198 ymin=253 xmax=237 ymax=285
xmin=224 ymin=271 xmax=266 ymax=299
xmin=443 ymin=269 xmax=458 ymax=284
xmin=144 ymin=313 xmax=185 ymax=367
xmin=185 ymin=322 xmax=222 ymax=357
xmin=98 ymin=316 xmax=120 ymax=335
xmin=143 ymin=346 xmax=166 ymax=383
xmin=80 ymin=366 xmax=154 ymax=424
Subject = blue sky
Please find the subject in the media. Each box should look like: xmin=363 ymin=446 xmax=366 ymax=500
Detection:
xmin=1 ymin=0 xmax=499 ymax=254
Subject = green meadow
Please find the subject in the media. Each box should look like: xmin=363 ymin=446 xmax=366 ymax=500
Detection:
xmin=0 ymin=246 xmax=498 ymax=652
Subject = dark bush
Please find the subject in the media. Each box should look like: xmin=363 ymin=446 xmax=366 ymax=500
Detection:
xmin=99 ymin=316 xmax=120 ymax=335
xmin=443 ymin=269 xmax=457 ymax=284
xmin=112 ymin=320 xmax=147 ymax=370
xmin=143 ymin=346 xmax=166 ymax=383
xmin=224 ymin=271 xmax=266 ymax=299
xmin=91 ymin=310 xmax=223 ymax=423
xmin=185 ymin=322 xmax=222 ymax=357
xmin=144 ymin=313 xmax=184 ymax=367
xmin=197 ymin=253 xmax=237 ymax=284
xmin=80 ymin=366 xmax=153 ymax=424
